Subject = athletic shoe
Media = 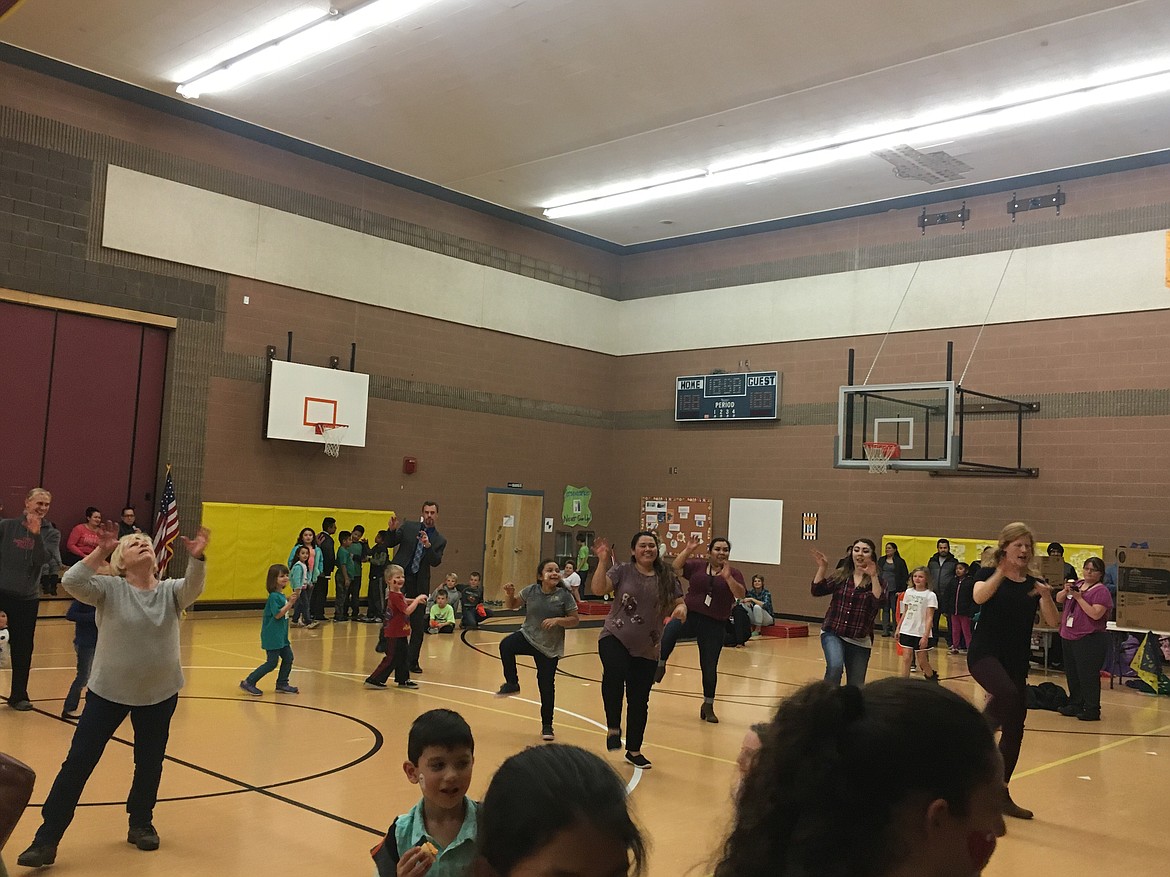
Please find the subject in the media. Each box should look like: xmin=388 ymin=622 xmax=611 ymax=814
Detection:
xmin=62 ymin=709 xmax=82 ymax=721
xmin=275 ymin=683 xmax=300 ymax=694
xmin=541 ymin=725 xmax=555 ymax=741
xmin=17 ymin=843 xmax=57 ymax=867
xmin=291 ymin=620 xmax=305 ymax=627
xmin=127 ymin=824 xmax=161 ymax=851
xmin=653 ymin=664 xmax=666 ymax=684
xmin=239 ymin=680 xmax=262 ymax=696
xmin=364 ymin=678 xmax=387 ymax=689
xmin=496 ymin=682 xmax=521 ymax=696
xmin=606 ymin=732 xmax=622 ymax=751
xmin=9 ymin=699 xmax=33 ymax=711
xmin=411 ymin=665 xmax=424 ymax=674
xmin=397 ymin=680 xmax=420 ymax=689
xmin=624 ymin=752 xmax=652 ymax=769
xmin=306 ymin=621 xmax=321 ymax=629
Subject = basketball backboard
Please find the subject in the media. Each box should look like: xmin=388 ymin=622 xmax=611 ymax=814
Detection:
xmin=265 ymin=359 xmax=369 ymax=448
xmin=835 ymin=381 xmax=956 ymax=471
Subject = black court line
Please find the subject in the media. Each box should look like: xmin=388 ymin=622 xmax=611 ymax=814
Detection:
xmin=28 ymin=696 xmax=386 ymax=835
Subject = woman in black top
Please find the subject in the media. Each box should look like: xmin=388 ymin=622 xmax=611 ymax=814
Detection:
xmin=968 ymin=522 xmax=1059 ymax=821
xmin=876 ymin=542 xmax=909 ymax=637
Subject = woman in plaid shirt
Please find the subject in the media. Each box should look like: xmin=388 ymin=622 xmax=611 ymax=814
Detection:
xmin=810 ymin=539 xmax=886 ymax=687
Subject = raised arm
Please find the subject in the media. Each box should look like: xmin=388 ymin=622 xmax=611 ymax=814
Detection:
xmin=809 ymin=548 xmax=835 ymax=596
xmin=60 ymin=522 xmax=121 ymax=604
xmin=590 ymin=538 xmax=615 ymax=597
xmin=672 ymin=533 xmax=701 ymax=576
xmin=172 ymin=527 xmax=210 ymax=609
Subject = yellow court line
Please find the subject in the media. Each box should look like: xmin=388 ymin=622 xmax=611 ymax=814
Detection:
xmin=1013 ymin=721 xmax=1170 ymax=779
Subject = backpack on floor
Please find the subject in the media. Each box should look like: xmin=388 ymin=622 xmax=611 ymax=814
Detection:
xmin=725 ymin=604 xmax=752 ymax=646
xmin=1025 ymin=681 xmax=1069 ymax=711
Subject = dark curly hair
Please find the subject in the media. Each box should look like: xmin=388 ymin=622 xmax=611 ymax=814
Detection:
xmin=477 ymin=744 xmax=645 ymax=876
xmin=713 ymin=678 xmax=998 ymax=877
xmin=626 ymin=530 xmax=678 ymax=615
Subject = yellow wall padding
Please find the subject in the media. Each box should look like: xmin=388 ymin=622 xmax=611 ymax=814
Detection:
xmin=200 ymin=502 xmax=397 ymax=602
xmin=882 ymin=535 xmax=1104 ymax=584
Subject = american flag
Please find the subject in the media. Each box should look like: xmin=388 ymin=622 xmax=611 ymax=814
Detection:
xmin=152 ymin=467 xmax=180 ymax=574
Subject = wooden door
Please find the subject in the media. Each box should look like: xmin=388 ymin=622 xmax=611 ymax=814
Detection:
xmin=482 ymin=490 xmax=544 ymax=602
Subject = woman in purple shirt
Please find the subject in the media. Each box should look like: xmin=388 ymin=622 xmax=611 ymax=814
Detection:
xmin=656 ymin=534 xmax=745 ymax=724
xmin=590 ymin=531 xmax=684 ymax=770
xmin=1055 ymin=556 xmax=1113 ymax=722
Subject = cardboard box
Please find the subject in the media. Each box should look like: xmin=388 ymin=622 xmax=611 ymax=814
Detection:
xmin=1115 ymin=548 xmax=1170 ymax=633
xmin=1027 ymin=555 xmax=1068 ymax=585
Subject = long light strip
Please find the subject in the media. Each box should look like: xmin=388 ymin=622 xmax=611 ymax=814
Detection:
xmin=543 ymin=65 xmax=1170 ymax=219
xmin=176 ymin=0 xmax=442 ymax=99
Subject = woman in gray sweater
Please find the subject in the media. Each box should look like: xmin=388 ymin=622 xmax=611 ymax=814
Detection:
xmin=17 ymin=522 xmax=210 ymax=869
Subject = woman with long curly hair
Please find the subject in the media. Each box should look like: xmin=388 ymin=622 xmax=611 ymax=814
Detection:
xmin=714 ymin=678 xmax=1006 ymax=877
xmin=589 ymin=531 xmax=684 ymax=769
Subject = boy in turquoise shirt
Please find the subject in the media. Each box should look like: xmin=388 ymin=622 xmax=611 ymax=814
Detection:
xmin=333 ymin=531 xmax=358 ymax=621
xmin=371 ymin=709 xmax=477 ymax=877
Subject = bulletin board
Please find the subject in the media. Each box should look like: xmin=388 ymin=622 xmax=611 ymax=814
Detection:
xmin=641 ymin=496 xmax=713 ymax=558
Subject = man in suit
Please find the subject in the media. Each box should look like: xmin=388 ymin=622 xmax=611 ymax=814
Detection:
xmin=385 ymin=501 xmax=447 ymax=673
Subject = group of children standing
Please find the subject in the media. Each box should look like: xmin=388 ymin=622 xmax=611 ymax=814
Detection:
xmin=238 ymin=526 xmax=494 ymax=696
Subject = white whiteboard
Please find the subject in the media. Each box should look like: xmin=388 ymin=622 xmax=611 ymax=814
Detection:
xmin=727 ymin=498 xmax=783 ymax=565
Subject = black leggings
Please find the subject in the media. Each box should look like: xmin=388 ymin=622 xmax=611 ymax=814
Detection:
xmin=35 ymin=691 xmax=179 ymax=844
xmin=1063 ymin=631 xmax=1108 ymax=713
xmin=598 ymin=635 xmax=657 ymax=752
xmin=969 ymin=656 xmax=1028 ymax=782
xmin=659 ymin=612 xmax=726 ymax=699
xmin=499 ymin=631 xmax=559 ymax=726
xmin=0 ymin=593 xmax=38 ymax=704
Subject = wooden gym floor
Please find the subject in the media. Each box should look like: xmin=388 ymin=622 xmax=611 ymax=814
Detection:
xmin=2 ymin=612 xmax=1167 ymax=876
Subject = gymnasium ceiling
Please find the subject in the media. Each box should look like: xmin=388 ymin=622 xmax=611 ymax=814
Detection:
xmin=2 ymin=0 xmax=1170 ymax=247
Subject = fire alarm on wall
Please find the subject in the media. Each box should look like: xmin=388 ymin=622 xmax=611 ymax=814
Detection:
xmin=402 ymin=456 xmax=417 ymax=475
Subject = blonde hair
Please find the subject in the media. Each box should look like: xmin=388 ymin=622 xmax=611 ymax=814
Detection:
xmin=109 ymin=533 xmax=154 ymax=576
xmin=383 ymin=563 xmax=405 ymax=582
xmin=26 ymin=487 xmax=51 ymax=501
xmin=993 ymin=522 xmax=1035 ymax=565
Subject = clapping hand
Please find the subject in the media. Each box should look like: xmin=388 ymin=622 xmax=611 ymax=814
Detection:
xmin=809 ymin=548 xmax=829 ymax=567
xmin=180 ymin=526 xmax=211 ymax=559
xmin=593 ymin=538 xmax=613 ymax=566
xmin=670 ymin=602 xmax=687 ymax=622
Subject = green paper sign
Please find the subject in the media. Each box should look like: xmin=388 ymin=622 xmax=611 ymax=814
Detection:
xmin=562 ymin=485 xmax=592 ymax=527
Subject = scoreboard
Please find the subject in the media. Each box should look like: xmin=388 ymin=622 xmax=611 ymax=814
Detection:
xmin=675 ymin=371 xmax=780 ymax=421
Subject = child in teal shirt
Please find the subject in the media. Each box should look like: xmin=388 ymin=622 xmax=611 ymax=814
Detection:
xmin=240 ymin=564 xmax=298 ymax=694
xmin=334 ymin=530 xmax=359 ymax=621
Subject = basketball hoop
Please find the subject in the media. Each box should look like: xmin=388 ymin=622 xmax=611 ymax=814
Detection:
xmin=863 ymin=441 xmax=901 ymax=474
xmin=313 ymin=423 xmax=349 ymax=458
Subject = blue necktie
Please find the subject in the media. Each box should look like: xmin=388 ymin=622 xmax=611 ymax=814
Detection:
xmin=410 ymin=533 xmax=425 ymax=574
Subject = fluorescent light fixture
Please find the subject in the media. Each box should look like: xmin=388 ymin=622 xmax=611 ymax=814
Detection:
xmin=176 ymin=0 xmax=442 ymax=99
xmin=543 ymin=63 xmax=1170 ymax=219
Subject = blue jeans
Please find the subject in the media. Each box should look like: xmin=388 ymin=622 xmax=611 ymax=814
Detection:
xmin=246 ymin=645 xmax=294 ymax=686
xmin=820 ymin=631 xmax=872 ymax=687
xmin=63 ymin=644 xmax=96 ymax=713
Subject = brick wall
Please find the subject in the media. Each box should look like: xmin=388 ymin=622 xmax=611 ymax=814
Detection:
xmin=4 ymin=60 xmax=1170 ymax=610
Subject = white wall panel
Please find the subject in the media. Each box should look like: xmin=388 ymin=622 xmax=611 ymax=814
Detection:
xmin=103 ymin=166 xmax=1168 ymax=357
